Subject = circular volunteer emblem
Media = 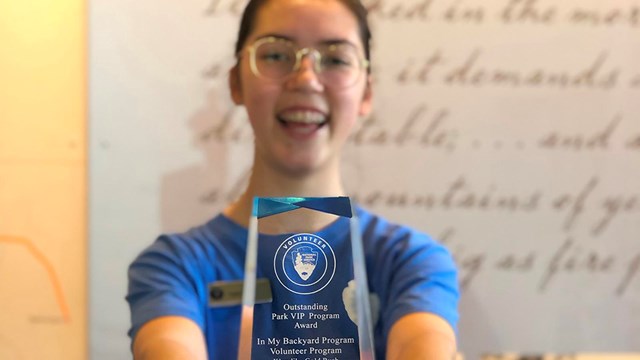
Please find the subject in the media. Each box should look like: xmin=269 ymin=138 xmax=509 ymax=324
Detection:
xmin=274 ymin=233 xmax=336 ymax=295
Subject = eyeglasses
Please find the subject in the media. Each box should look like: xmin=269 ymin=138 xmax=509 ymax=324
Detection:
xmin=245 ymin=36 xmax=369 ymax=89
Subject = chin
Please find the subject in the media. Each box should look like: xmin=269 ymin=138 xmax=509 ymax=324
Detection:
xmin=263 ymin=146 xmax=337 ymax=178
xmin=276 ymin=156 xmax=329 ymax=178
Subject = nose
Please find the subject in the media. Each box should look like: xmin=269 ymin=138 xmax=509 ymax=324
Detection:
xmin=286 ymin=49 xmax=324 ymax=91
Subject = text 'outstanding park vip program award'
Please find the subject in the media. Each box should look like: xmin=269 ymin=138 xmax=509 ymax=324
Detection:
xmin=238 ymin=197 xmax=376 ymax=360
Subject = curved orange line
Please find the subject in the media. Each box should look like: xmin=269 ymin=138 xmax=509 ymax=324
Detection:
xmin=0 ymin=235 xmax=71 ymax=323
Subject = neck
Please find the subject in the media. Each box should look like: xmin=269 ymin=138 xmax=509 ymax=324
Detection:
xmin=223 ymin=156 xmax=345 ymax=232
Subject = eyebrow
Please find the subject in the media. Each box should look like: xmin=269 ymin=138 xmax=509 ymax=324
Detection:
xmin=255 ymin=33 xmax=357 ymax=47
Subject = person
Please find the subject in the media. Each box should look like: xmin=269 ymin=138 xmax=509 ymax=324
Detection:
xmin=126 ymin=0 xmax=459 ymax=359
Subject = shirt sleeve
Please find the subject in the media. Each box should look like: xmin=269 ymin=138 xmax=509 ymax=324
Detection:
xmin=126 ymin=235 xmax=208 ymax=343
xmin=367 ymin=223 xmax=460 ymax=339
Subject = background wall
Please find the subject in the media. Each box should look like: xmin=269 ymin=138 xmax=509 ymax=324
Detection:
xmin=90 ymin=0 xmax=640 ymax=359
xmin=0 ymin=0 xmax=87 ymax=359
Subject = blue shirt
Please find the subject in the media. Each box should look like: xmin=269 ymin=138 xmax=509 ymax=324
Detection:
xmin=127 ymin=206 xmax=459 ymax=359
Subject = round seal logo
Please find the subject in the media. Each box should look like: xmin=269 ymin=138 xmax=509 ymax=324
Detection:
xmin=274 ymin=233 xmax=336 ymax=295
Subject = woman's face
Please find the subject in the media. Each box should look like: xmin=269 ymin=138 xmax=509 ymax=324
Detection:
xmin=230 ymin=0 xmax=372 ymax=176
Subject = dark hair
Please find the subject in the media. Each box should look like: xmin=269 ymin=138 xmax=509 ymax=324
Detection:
xmin=234 ymin=0 xmax=372 ymax=62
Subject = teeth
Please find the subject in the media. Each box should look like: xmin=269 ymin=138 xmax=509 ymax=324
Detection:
xmin=279 ymin=111 xmax=326 ymax=124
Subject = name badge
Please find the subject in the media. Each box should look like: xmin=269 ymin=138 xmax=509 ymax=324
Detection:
xmin=208 ymin=278 xmax=273 ymax=307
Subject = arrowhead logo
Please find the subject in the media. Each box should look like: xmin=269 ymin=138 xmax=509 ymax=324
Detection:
xmin=292 ymin=246 xmax=318 ymax=281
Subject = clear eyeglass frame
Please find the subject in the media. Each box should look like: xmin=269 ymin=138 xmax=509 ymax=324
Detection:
xmin=245 ymin=36 xmax=370 ymax=89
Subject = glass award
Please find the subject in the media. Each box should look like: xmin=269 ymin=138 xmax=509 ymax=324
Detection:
xmin=237 ymin=197 xmax=376 ymax=360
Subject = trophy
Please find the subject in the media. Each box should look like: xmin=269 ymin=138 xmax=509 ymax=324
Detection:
xmin=237 ymin=197 xmax=375 ymax=360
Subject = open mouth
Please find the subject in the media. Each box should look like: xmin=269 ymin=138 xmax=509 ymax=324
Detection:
xmin=277 ymin=110 xmax=328 ymax=135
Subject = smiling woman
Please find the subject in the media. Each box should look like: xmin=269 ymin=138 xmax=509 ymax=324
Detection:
xmin=228 ymin=0 xmax=373 ymax=178
xmin=126 ymin=1 xmax=459 ymax=359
